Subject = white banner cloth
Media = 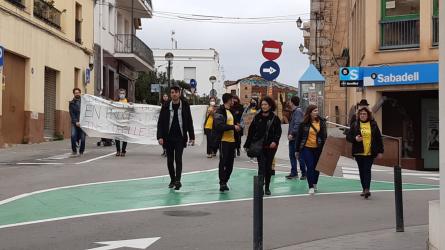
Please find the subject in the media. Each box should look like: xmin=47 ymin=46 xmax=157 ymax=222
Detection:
xmin=80 ymin=94 xmax=206 ymax=145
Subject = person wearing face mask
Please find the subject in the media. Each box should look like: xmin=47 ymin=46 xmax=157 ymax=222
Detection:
xmin=115 ymin=89 xmax=129 ymax=157
xmin=204 ymin=97 xmax=218 ymax=158
xmin=69 ymin=88 xmax=86 ymax=157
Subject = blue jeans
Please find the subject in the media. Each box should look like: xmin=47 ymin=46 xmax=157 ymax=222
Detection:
xmin=71 ymin=124 xmax=86 ymax=154
xmin=301 ymin=147 xmax=321 ymax=188
xmin=289 ymin=140 xmax=306 ymax=176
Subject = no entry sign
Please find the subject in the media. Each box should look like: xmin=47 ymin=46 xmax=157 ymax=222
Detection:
xmin=262 ymin=40 xmax=283 ymax=61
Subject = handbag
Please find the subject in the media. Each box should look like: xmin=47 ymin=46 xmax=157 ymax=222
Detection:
xmin=247 ymin=115 xmax=274 ymax=158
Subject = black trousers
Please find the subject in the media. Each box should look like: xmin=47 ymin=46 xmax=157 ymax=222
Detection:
xmin=219 ymin=142 xmax=236 ymax=184
xmin=235 ymin=132 xmax=242 ymax=150
xmin=205 ymin=129 xmax=217 ymax=155
xmin=115 ymin=140 xmax=127 ymax=153
xmin=355 ymin=155 xmax=374 ymax=190
xmin=258 ymin=148 xmax=277 ymax=189
xmin=166 ymin=139 xmax=184 ymax=182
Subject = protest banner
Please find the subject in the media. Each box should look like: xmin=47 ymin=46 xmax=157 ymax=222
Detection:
xmin=79 ymin=95 xmax=206 ymax=145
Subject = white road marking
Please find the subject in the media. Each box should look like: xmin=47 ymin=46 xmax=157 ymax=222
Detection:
xmin=37 ymin=153 xmax=72 ymax=161
xmin=16 ymin=162 xmax=64 ymax=165
xmin=86 ymin=237 xmax=161 ymax=250
xmin=423 ymin=177 xmax=440 ymax=181
xmin=0 ymin=188 xmax=437 ymax=230
xmin=75 ymin=152 xmax=116 ymax=165
xmin=402 ymin=173 xmax=440 ymax=177
xmin=342 ymin=174 xmax=361 ymax=180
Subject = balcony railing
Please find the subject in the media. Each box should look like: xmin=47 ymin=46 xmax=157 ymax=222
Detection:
xmin=33 ymin=0 xmax=62 ymax=29
xmin=115 ymin=34 xmax=154 ymax=68
xmin=380 ymin=18 xmax=420 ymax=50
xmin=6 ymin=0 xmax=26 ymax=9
xmin=433 ymin=16 xmax=439 ymax=47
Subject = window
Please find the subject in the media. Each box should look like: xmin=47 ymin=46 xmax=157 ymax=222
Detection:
xmin=382 ymin=0 xmax=420 ymax=20
xmin=245 ymin=86 xmax=248 ymax=90
xmin=74 ymin=68 xmax=80 ymax=88
xmin=245 ymin=95 xmax=248 ymax=98
xmin=231 ymin=90 xmax=237 ymax=96
xmin=380 ymin=0 xmax=420 ymax=49
xmin=183 ymin=67 xmax=196 ymax=84
xmin=6 ymin=0 xmax=26 ymax=9
xmin=433 ymin=0 xmax=439 ymax=46
xmin=75 ymin=3 xmax=82 ymax=44
xmin=108 ymin=4 xmax=115 ymax=34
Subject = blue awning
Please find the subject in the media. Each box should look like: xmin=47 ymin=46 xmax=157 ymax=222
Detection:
xmin=299 ymin=64 xmax=325 ymax=82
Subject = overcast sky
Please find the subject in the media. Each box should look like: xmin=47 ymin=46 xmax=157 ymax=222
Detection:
xmin=139 ymin=0 xmax=310 ymax=95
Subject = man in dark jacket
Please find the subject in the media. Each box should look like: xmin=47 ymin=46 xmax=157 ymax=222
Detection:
xmin=286 ymin=96 xmax=306 ymax=180
xmin=69 ymin=88 xmax=86 ymax=156
xmin=214 ymin=93 xmax=241 ymax=192
xmin=230 ymin=95 xmax=244 ymax=157
xmin=157 ymin=85 xmax=195 ymax=190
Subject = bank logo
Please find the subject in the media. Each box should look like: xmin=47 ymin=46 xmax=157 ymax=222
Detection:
xmin=340 ymin=67 xmax=362 ymax=81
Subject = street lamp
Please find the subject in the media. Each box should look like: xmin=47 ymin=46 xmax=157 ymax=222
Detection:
xmin=299 ymin=43 xmax=305 ymax=53
xmin=165 ymin=52 xmax=174 ymax=89
xmin=297 ymin=14 xmax=323 ymax=71
xmin=209 ymin=76 xmax=217 ymax=97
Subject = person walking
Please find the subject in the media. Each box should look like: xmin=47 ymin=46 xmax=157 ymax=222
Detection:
xmin=286 ymin=96 xmax=306 ymax=180
xmin=157 ymin=85 xmax=195 ymax=190
xmin=204 ymin=97 xmax=218 ymax=158
xmin=160 ymin=94 xmax=170 ymax=157
xmin=231 ymin=96 xmax=244 ymax=157
xmin=69 ymin=88 xmax=86 ymax=157
xmin=214 ymin=93 xmax=242 ymax=192
xmin=295 ymin=105 xmax=327 ymax=195
xmin=347 ymin=106 xmax=384 ymax=199
xmin=115 ymin=89 xmax=129 ymax=157
xmin=244 ymin=96 xmax=282 ymax=195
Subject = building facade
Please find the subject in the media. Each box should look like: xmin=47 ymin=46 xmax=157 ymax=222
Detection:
xmin=153 ymin=49 xmax=223 ymax=97
xmin=347 ymin=0 xmax=439 ymax=171
xmin=0 ymin=0 xmax=94 ymax=145
xmin=225 ymin=75 xmax=298 ymax=123
xmin=93 ymin=0 xmax=154 ymax=102
xmin=301 ymin=0 xmax=350 ymax=124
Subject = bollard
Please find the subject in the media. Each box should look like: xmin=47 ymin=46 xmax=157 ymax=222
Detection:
xmin=253 ymin=175 xmax=264 ymax=250
xmin=394 ymin=165 xmax=405 ymax=232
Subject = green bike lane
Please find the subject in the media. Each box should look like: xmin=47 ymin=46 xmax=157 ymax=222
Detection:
xmin=0 ymin=168 xmax=438 ymax=229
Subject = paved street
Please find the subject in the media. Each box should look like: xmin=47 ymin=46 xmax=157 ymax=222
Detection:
xmin=0 ymin=127 xmax=439 ymax=250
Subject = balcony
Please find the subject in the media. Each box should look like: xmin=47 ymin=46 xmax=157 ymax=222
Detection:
xmin=115 ymin=34 xmax=154 ymax=71
xmin=6 ymin=0 xmax=26 ymax=9
xmin=433 ymin=16 xmax=439 ymax=47
xmin=380 ymin=18 xmax=420 ymax=50
xmin=115 ymin=0 xmax=152 ymax=18
xmin=33 ymin=0 xmax=62 ymax=29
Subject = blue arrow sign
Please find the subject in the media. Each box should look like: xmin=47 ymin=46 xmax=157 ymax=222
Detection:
xmin=0 ymin=46 xmax=4 ymax=68
xmin=190 ymin=79 xmax=197 ymax=89
xmin=260 ymin=61 xmax=280 ymax=81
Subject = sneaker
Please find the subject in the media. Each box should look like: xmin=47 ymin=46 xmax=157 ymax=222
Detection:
xmin=174 ymin=181 xmax=182 ymax=190
xmin=79 ymin=153 xmax=84 ymax=157
xmin=168 ymin=181 xmax=175 ymax=189
xmin=70 ymin=152 xmax=78 ymax=158
xmin=313 ymin=184 xmax=318 ymax=192
xmin=308 ymin=188 xmax=315 ymax=195
xmin=300 ymin=175 xmax=307 ymax=180
xmin=223 ymin=184 xmax=229 ymax=191
xmin=265 ymin=188 xmax=271 ymax=196
xmin=285 ymin=174 xmax=298 ymax=180
xmin=219 ymin=184 xmax=225 ymax=192
xmin=207 ymin=154 xmax=212 ymax=158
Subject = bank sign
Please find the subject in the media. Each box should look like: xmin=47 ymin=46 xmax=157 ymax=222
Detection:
xmin=339 ymin=63 xmax=438 ymax=87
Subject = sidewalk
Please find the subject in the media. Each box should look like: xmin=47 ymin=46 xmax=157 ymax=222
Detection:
xmin=273 ymin=225 xmax=428 ymax=250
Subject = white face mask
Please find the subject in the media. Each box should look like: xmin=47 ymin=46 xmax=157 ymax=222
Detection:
xmin=119 ymin=94 xmax=125 ymax=99
xmin=210 ymin=101 xmax=216 ymax=106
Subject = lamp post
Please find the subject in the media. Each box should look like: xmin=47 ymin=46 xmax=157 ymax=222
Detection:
xmin=165 ymin=52 xmax=174 ymax=89
xmin=209 ymin=76 xmax=217 ymax=97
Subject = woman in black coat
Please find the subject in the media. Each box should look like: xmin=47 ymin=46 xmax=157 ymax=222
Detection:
xmin=244 ymin=96 xmax=282 ymax=195
xmin=347 ymin=107 xmax=384 ymax=199
xmin=295 ymin=105 xmax=327 ymax=195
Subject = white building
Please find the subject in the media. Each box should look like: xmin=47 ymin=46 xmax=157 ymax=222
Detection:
xmin=94 ymin=0 xmax=154 ymax=101
xmin=153 ymin=49 xmax=223 ymax=97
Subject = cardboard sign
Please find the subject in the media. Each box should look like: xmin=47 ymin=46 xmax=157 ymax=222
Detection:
xmin=316 ymin=137 xmax=346 ymax=176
